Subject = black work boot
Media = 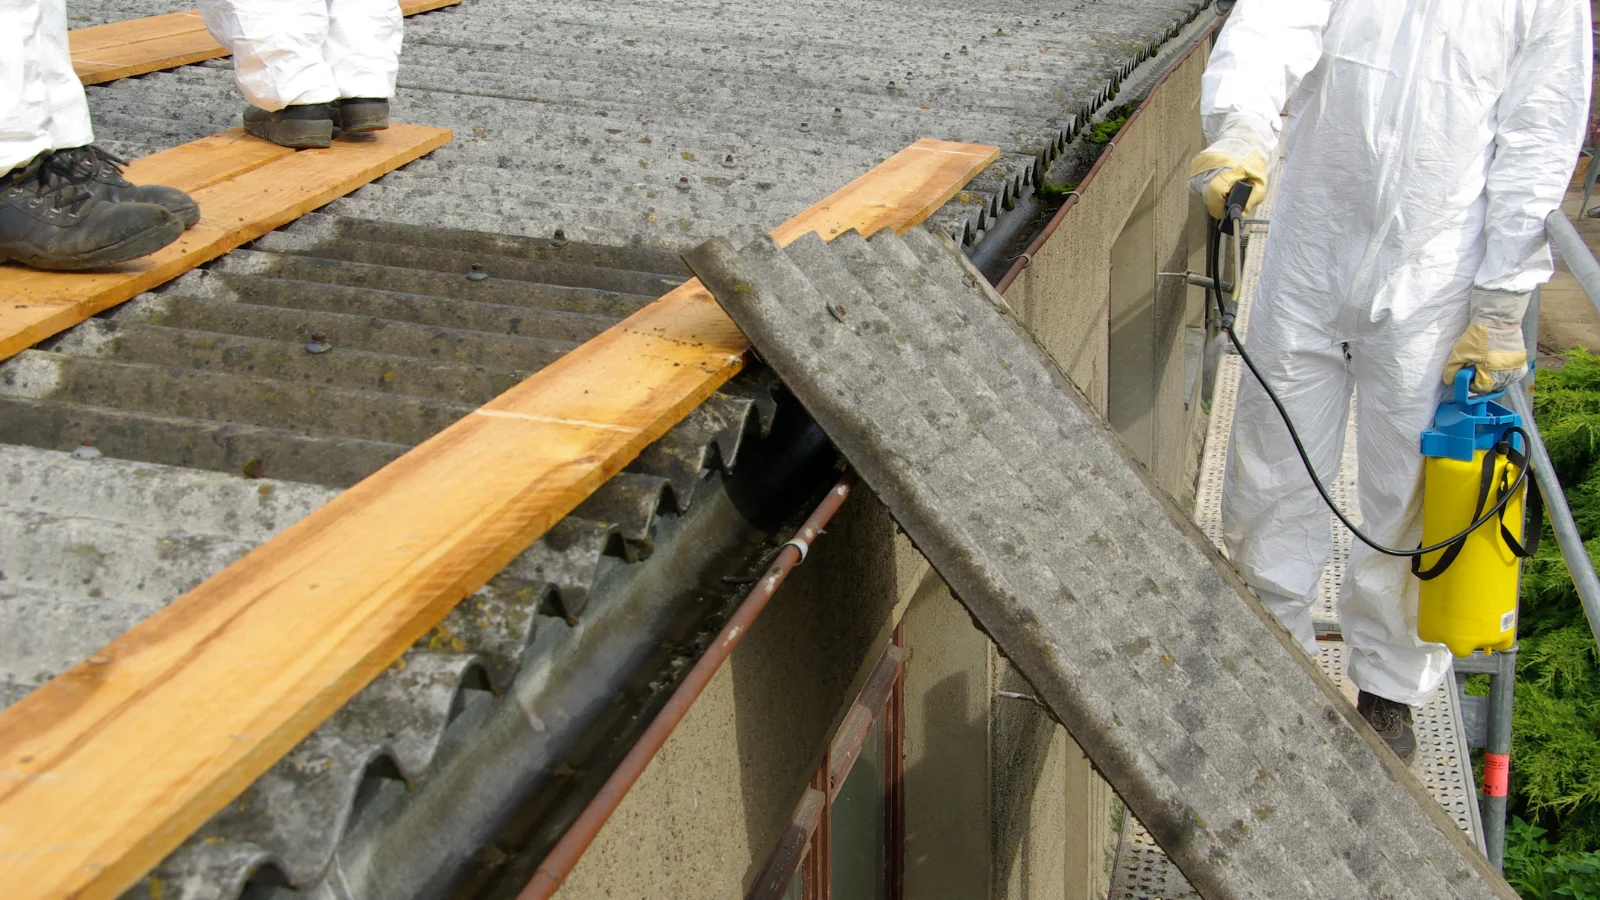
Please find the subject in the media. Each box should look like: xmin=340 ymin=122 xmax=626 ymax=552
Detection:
xmin=0 ymin=152 xmax=181 ymax=271
xmin=336 ymin=98 xmax=390 ymax=135
xmin=1357 ymin=691 xmax=1418 ymax=765
xmin=53 ymin=145 xmax=199 ymax=229
xmin=243 ymin=103 xmax=336 ymax=149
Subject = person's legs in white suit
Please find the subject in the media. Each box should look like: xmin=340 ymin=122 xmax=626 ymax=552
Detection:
xmin=198 ymin=0 xmax=339 ymax=111
xmin=0 ymin=0 xmax=92 ymax=175
xmin=1221 ymin=285 xmax=1353 ymax=657
xmin=197 ymin=0 xmax=401 ymax=148
xmin=0 ymin=0 xmax=192 ymax=268
xmin=1342 ymin=306 xmax=1465 ymax=709
xmin=326 ymin=0 xmax=403 ymax=103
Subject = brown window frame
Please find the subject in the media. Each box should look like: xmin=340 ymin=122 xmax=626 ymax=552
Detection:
xmin=747 ymin=624 xmax=904 ymax=900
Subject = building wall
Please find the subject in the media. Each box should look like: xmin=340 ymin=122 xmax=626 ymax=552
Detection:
xmin=555 ymin=40 xmax=1209 ymax=900
xmin=557 ymin=494 xmax=925 ymax=898
xmin=1005 ymin=42 xmax=1210 ymax=502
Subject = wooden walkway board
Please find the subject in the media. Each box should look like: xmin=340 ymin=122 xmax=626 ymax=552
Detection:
xmin=71 ymin=0 xmax=462 ymax=85
xmin=0 ymin=124 xmax=451 ymax=363
xmin=0 ymin=137 xmax=998 ymax=900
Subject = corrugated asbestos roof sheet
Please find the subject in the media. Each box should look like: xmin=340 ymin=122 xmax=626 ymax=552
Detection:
xmin=682 ymin=226 xmax=1518 ymax=900
xmin=73 ymin=0 xmax=1206 ymax=251
xmin=0 ymin=214 xmax=794 ymax=898
xmin=3 ymin=0 xmax=1214 ymax=896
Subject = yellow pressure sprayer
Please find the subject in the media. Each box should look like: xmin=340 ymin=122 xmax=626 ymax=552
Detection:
xmin=1205 ymin=181 xmax=1538 ymax=659
xmin=1414 ymin=370 xmax=1536 ymax=656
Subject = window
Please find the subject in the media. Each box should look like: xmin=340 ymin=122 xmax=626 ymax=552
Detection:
xmin=748 ymin=627 xmax=904 ymax=900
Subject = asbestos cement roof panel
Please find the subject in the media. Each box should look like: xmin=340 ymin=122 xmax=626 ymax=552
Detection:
xmin=681 ymin=224 xmax=1518 ymax=900
xmin=79 ymin=0 xmax=1207 ymax=252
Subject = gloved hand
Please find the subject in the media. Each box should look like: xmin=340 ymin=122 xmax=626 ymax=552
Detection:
xmin=1442 ymin=289 xmax=1531 ymax=393
xmin=1188 ymin=136 xmax=1269 ymax=220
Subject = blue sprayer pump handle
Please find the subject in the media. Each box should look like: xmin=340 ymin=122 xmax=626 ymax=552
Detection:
xmin=1422 ymin=366 xmax=1522 ymax=461
xmin=1453 ymin=366 xmax=1501 ymax=405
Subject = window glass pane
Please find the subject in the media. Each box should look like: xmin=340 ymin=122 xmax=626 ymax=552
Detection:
xmin=780 ymin=867 xmax=804 ymax=900
xmin=830 ymin=714 xmax=886 ymax=900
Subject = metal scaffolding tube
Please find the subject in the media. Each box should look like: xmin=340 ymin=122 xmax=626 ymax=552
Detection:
xmin=1547 ymin=210 xmax=1600 ymax=319
xmin=1506 ymin=387 xmax=1600 ymax=649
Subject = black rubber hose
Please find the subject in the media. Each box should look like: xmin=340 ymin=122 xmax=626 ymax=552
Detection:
xmin=1207 ymin=209 xmax=1530 ymax=559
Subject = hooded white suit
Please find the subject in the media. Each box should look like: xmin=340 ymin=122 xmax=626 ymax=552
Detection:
xmin=1207 ymin=0 xmax=1590 ymax=704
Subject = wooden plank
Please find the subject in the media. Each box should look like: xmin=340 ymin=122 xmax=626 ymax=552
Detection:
xmin=68 ymin=10 xmax=208 ymax=55
xmin=71 ymin=1 xmax=462 ymax=85
xmin=0 ymin=137 xmax=997 ymax=900
xmin=0 ymin=124 xmax=450 ymax=362
xmin=400 ymin=0 xmax=462 ymax=12
xmin=75 ymin=31 xmax=228 ymax=86
xmin=122 ymin=126 xmax=295 ymax=194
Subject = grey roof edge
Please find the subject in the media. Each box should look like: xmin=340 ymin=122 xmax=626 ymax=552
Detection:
xmin=681 ymin=224 xmax=1516 ymax=899
xmin=929 ymin=0 xmax=1216 ymax=252
xmin=118 ymin=366 xmax=820 ymax=900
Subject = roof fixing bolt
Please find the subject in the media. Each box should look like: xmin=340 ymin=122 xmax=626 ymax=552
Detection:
xmin=466 ymin=262 xmax=488 ymax=281
xmin=832 ymin=107 xmax=843 ymax=117
xmin=960 ymin=45 xmax=969 ymax=54
xmin=827 ymin=301 xmax=847 ymax=322
xmin=305 ymin=332 xmax=332 ymax=354
xmin=797 ymin=122 xmax=811 ymax=133
xmin=887 ymin=80 xmax=897 ymax=90
xmin=722 ymin=154 xmax=736 ymax=167
xmin=676 ymin=176 xmax=691 ymax=190
xmin=71 ymin=438 xmax=102 ymax=461
xmin=553 ymin=228 xmax=568 ymax=246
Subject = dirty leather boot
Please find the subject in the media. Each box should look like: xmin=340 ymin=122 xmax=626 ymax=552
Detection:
xmin=0 ymin=152 xmax=181 ymax=271
xmin=1357 ymin=690 xmax=1417 ymax=765
xmin=336 ymin=98 xmax=390 ymax=135
xmin=53 ymin=145 xmax=199 ymax=228
xmin=243 ymin=102 xmax=336 ymax=149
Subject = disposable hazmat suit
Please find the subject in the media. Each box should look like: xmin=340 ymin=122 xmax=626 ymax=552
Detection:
xmin=0 ymin=0 xmax=93 ymax=174
xmin=1205 ymin=0 xmax=1589 ymax=705
xmin=197 ymin=0 xmax=403 ymax=112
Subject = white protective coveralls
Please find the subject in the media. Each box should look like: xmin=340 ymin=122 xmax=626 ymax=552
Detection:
xmin=197 ymin=0 xmax=403 ymax=112
xmin=1207 ymin=0 xmax=1590 ymax=705
xmin=0 ymin=0 xmax=94 ymax=175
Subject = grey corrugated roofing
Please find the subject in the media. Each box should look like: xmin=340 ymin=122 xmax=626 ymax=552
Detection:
xmin=682 ymin=225 xmax=1517 ymax=900
xmin=3 ymin=0 xmax=1212 ymax=895
xmin=0 ymin=214 xmax=795 ymax=898
xmin=79 ymin=0 xmax=1205 ymax=251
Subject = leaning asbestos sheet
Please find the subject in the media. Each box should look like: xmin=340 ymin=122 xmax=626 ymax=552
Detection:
xmin=684 ymin=227 xmax=1516 ymax=900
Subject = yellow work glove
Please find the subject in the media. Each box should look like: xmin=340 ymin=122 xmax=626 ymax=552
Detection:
xmin=1442 ymin=289 xmax=1530 ymax=394
xmin=1188 ymin=138 xmax=1269 ymax=220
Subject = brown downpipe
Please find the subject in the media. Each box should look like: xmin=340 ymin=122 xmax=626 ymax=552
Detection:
xmin=518 ymin=472 xmax=858 ymax=899
xmin=993 ymin=15 xmax=1222 ymax=295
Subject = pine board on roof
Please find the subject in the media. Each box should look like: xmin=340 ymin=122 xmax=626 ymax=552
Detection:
xmin=0 ymin=123 xmax=452 ymax=363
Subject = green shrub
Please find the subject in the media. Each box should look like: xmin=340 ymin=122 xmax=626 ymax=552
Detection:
xmin=1503 ymin=349 xmax=1600 ymax=885
xmin=1504 ymin=817 xmax=1600 ymax=899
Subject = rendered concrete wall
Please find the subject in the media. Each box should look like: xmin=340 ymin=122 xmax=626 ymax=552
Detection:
xmin=902 ymin=576 xmax=993 ymax=899
xmin=557 ymin=492 xmax=924 ymax=898
xmin=992 ymin=653 xmax=1069 ymax=899
xmin=1006 ymin=42 xmax=1210 ymax=500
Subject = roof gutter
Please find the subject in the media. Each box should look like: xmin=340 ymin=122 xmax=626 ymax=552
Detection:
xmin=517 ymin=472 xmax=857 ymax=899
xmin=991 ymin=12 xmax=1223 ymax=294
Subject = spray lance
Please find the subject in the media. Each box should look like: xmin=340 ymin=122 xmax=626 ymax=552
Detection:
xmin=1203 ymin=180 xmax=1539 ymax=658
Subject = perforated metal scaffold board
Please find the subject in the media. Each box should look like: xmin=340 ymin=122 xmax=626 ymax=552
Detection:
xmin=684 ymin=224 xmax=1513 ymax=900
